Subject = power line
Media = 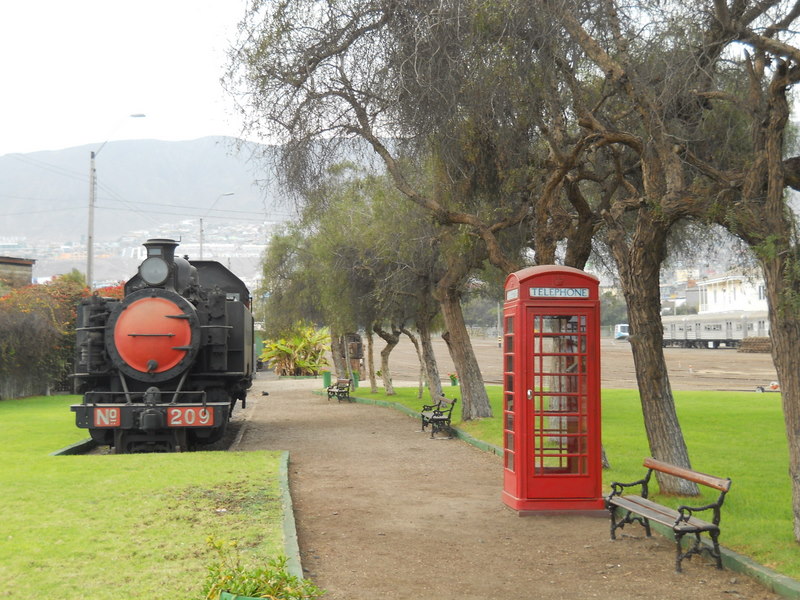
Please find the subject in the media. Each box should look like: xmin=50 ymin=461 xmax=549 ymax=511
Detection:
xmin=102 ymin=196 xmax=279 ymax=216
xmin=3 ymin=153 xmax=295 ymax=222
xmin=0 ymin=195 xmax=293 ymax=221
xmin=1 ymin=207 xmax=78 ymax=216
xmin=9 ymin=154 xmax=87 ymax=183
xmin=0 ymin=192 xmax=81 ymax=203
xmin=93 ymin=204 xmax=287 ymax=222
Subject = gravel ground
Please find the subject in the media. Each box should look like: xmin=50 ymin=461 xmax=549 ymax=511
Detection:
xmin=230 ymin=338 xmax=783 ymax=599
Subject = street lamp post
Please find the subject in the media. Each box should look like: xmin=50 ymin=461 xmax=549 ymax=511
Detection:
xmin=86 ymin=113 xmax=145 ymax=289
xmin=200 ymin=192 xmax=235 ymax=260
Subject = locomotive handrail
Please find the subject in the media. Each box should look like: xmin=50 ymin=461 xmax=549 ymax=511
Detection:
xmin=190 ymin=371 xmax=249 ymax=377
xmin=84 ymin=390 xmax=207 ymax=401
xmin=199 ymin=324 xmax=233 ymax=329
xmin=119 ymin=373 xmax=133 ymax=404
xmin=170 ymin=370 xmax=190 ymax=405
xmin=127 ymin=332 xmax=176 ymax=337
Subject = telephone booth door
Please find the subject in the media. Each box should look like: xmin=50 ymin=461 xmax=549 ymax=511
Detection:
xmin=527 ymin=310 xmax=595 ymax=499
xmin=502 ymin=266 xmax=604 ymax=512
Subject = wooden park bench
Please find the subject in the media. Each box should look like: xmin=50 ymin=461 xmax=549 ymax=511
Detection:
xmin=420 ymin=395 xmax=457 ymax=439
xmin=326 ymin=378 xmax=352 ymax=402
xmin=605 ymin=457 xmax=732 ymax=572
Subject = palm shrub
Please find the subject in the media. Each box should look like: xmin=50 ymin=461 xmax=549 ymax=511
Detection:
xmin=260 ymin=324 xmax=330 ymax=376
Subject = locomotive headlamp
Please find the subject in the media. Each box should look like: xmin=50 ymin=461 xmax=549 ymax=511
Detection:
xmin=139 ymin=256 xmax=170 ymax=286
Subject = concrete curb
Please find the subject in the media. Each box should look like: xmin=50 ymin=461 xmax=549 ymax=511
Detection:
xmin=649 ymin=522 xmax=800 ymax=598
xmin=450 ymin=427 xmax=503 ymax=457
xmin=278 ymin=450 xmax=305 ymax=580
xmin=50 ymin=438 xmax=97 ymax=456
xmin=316 ymin=387 xmax=800 ymax=599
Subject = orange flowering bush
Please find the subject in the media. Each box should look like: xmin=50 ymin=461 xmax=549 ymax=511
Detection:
xmin=95 ymin=282 xmax=124 ymax=299
xmin=0 ymin=276 xmax=89 ymax=398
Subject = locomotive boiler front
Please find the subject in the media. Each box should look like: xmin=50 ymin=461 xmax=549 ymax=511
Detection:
xmin=72 ymin=238 xmax=254 ymax=453
xmin=105 ymin=288 xmax=201 ymax=383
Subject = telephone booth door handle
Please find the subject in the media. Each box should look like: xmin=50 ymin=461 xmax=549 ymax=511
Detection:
xmin=527 ymin=389 xmax=533 ymax=400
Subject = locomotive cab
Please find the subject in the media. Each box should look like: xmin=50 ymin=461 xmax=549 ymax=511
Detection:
xmin=72 ymin=238 xmax=254 ymax=453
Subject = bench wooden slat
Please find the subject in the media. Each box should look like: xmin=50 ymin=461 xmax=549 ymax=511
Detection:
xmin=643 ymin=457 xmax=731 ymax=492
xmin=421 ymin=411 xmax=449 ymax=420
xmin=608 ymin=495 xmax=718 ymax=532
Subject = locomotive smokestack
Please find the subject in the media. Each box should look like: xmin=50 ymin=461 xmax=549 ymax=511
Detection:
xmin=143 ymin=238 xmax=179 ymax=264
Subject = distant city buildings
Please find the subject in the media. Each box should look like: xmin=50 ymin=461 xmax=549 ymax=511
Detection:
xmin=697 ymin=273 xmax=768 ymax=313
xmin=4 ymin=217 xmax=282 ymax=292
xmin=661 ymin=269 xmax=767 ymax=315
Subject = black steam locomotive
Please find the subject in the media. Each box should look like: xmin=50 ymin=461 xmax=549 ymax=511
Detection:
xmin=71 ymin=238 xmax=254 ymax=453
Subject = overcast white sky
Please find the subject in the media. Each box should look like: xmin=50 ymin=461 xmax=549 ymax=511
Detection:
xmin=0 ymin=0 xmax=251 ymax=156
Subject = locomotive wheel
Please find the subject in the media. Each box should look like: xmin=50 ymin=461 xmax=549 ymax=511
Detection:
xmin=174 ymin=429 xmax=189 ymax=452
xmin=88 ymin=427 xmax=114 ymax=446
xmin=113 ymin=430 xmax=130 ymax=454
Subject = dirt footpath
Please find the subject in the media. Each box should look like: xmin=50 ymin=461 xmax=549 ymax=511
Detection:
xmin=236 ymin=337 xmax=782 ymax=600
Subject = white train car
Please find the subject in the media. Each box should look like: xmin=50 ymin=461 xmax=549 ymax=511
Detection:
xmin=661 ymin=310 xmax=770 ymax=348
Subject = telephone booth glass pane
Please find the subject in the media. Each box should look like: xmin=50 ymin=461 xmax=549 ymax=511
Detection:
xmin=530 ymin=314 xmax=589 ymax=477
xmin=503 ymin=316 xmax=515 ymax=472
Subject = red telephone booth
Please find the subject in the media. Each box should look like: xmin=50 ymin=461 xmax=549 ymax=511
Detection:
xmin=502 ymin=265 xmax=604 ymax=512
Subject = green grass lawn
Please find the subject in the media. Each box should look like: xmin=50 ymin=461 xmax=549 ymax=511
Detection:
xmin=0 ymin=395 xmax=284 ymax=600
xmin=353 ymin=383 xmax=799 ymax=580
xmin=6 ymin=386 xmax=798 ymax=596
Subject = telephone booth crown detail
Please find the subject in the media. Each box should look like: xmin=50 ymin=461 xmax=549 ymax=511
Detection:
xmin=502 ymin=266 xmax=604 ymax=512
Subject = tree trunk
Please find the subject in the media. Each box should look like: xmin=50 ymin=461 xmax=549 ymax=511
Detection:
xmin=401 ymin=326 xmax=425 ymax=398
xmin=330 ymin=333 xmax=347 ymax=379
xmin=373 ymin=324 xmax=400 ymax=395
xmin=607 ymin=217 xmax=698 ymax=495
xmin=417 ymin=318 xmax=444 ymax=400
xmin=714 ymin=55 xmax=800 ymax=540
xmin=438 ymin=288 xmax=492 ymax=420
xmin=758 ymin=67 xmax=800 ymax=542
xmin=366 ymin=328 xmax=378 ymax=393
xmin=761 ymin=254 xmax=800 ymax=541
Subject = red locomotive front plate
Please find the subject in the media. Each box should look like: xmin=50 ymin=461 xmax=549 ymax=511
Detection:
xmin=112 ymin=296 xmax=192 ymax=373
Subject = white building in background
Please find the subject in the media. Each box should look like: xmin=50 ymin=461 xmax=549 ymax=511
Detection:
xmin=697 ymin=273 xmax=767 ymax=313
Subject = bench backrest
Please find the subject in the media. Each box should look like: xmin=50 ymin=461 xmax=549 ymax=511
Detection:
xmin=643 ymin=457 xmax=731 ymax=492
xmin=427 ymin=396 xmax=457 ymax=412
xmin=440 ymin=397 xmax=457 ymax=413
xmin=335 ymin=378 xmax=351 ymax=388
